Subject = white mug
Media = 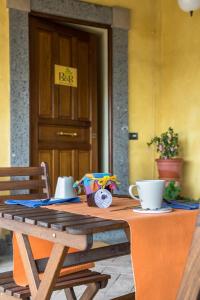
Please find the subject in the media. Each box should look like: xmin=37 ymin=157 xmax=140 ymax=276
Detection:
xmin=129 ymin=180 xmax=165 ymax=210
xmin=55 ymin=176 xmax=76 ymax=199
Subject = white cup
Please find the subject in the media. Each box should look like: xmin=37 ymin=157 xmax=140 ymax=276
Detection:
xmin=55 ymin=176 xmax=76 ymax=199
xmin=129 ymin=180 xmax=165 ymax=210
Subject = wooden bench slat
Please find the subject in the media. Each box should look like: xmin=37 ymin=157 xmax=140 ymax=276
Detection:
xmin=0 ymin=272 xmax=13 ymax=280
xmin=56 ymin=271 xmax=107 ymax=284
xmin=0 ymin=282 xmax=18 ymax=292
xmin=0 ymin=180 xmax=46 ymax=191
xmin=55 ymin=270 xmax=97 ymax=283
xmin=55 ymin=273 xmax=110 ymax=290
xmin=0 ymin=167 xmax=44 ymax=177
xmin=5 ymin=286 xmax=29 ymax=296
xmin=13 ymin=288 xmax=31 ymax=298
xmin=0 ymin=270 xmax=110 ymax=299
xmin=0 ymin=277 xmax=14 ymax=285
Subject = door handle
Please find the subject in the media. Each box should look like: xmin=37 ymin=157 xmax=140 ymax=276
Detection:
xmin=56 ymin=131 xmax=78 ymax=137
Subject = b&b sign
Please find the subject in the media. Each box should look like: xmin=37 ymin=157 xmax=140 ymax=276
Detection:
xmin=54 ymin=65 xmax=77 ymax=87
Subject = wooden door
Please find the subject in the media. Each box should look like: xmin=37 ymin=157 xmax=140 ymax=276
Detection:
xmin=29 ymin=16 xmax=98 ymax=192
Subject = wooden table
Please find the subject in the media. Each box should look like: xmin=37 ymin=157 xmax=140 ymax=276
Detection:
xmin=0 ymin=204 xmax=131 ymax=300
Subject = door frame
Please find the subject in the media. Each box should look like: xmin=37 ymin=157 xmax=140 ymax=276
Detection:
xmin=8 ymin=0 xmax=129 ymax=194
xmin=29 ymin=11 xmax=113 ymax=173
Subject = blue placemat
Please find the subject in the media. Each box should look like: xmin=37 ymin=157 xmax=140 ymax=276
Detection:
xmin=163 ymin=200 xmax=199 ymax=210
xmin=5 ymin=197 xmax=80 ymax=208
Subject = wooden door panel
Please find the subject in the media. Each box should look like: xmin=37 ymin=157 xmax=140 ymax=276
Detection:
xmin=77 ymin=41 xmax=90 ymax=121
xmin=59 ymin=150 xmax=76 ymax=178
xmin=38 ymin=150 xmax=53 ymax=173
xmin=58 ymin=35 xmax=72 ymax=119
xmin=38 ymin=30 xmax=53 ymax=118
xmin=30 ymin=16 xmax=98 ymax=189
xmin=39 ymin=125 xmax=90 ymax=144
xmin=78 ymin=150 xmax=91 ymax=178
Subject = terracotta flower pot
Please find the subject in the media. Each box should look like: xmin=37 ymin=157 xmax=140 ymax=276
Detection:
xmin=156 ymin=158 xmax=183 ymax=183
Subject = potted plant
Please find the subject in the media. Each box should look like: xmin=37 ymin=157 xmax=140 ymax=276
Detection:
xmin=147 ymin=127 xmax=183 ymax=183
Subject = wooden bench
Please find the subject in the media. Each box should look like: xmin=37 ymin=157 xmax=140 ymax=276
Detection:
xmin=0 ymin=270 xmax=110 ymax=300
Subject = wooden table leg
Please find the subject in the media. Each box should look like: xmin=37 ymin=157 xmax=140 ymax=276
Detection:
xmin=80 ymin=282 xmax=100 ymax=300
xmin=64 ymin=287 xmax=77 ymax=300
xmin=34 ymin=243 xmax=68 ymax=300
xmin=16 ymin=232 xmax=69 ymax=300
xmin=15 ymin=233 xmax=40 ymax=298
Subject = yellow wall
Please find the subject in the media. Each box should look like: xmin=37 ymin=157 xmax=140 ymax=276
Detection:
xmin=158 ymin=0 xmax=200 ymax=197
xmin=1 ymin=0 xmax=200 ymax=197
xmin=0 ymin=0 xmax=10 ymax=167
xmin=87 ymin=0 xmax=200 ymax=198
xmin=85 ymin=0 xmax=161 ymax=183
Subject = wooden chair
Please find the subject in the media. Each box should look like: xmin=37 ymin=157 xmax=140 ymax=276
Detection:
xmin=0 ymin=162 xmax=110 ymax=300
xmin=0 ymin=162 xmax=51 ymax=202
xmin=177 ymin=216 xmax=200 ymax=300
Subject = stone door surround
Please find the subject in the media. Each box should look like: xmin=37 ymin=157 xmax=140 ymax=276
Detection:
xmin=7 ymin=0 xmax=130 ymax=194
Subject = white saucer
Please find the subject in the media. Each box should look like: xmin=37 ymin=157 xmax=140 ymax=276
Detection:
xmin=133 ymin=207 xmax=172 ymax=214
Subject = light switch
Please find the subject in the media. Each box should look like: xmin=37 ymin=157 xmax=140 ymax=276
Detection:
xmin=129 ymin=132 xmax=138 ymax=140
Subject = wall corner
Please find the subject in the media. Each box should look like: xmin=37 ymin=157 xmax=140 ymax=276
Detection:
xmin=6 ymin=0 xmax=30 ymax=12
xmin=112 ymin=6 xmax=130 ymax=30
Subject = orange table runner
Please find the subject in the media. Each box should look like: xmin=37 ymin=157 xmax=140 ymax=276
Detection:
xmin=45 ymin=196 xmax=198 ymax=300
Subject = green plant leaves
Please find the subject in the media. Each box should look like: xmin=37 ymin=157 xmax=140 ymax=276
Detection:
xmin=147 ymin=127 xmax=179 ymax=159
xmin=163 ymin=181 xmax=181 ymax=200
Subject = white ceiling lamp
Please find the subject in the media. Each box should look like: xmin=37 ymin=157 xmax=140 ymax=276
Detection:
xmin=177 ymin=0 xmax=200 ymax=16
